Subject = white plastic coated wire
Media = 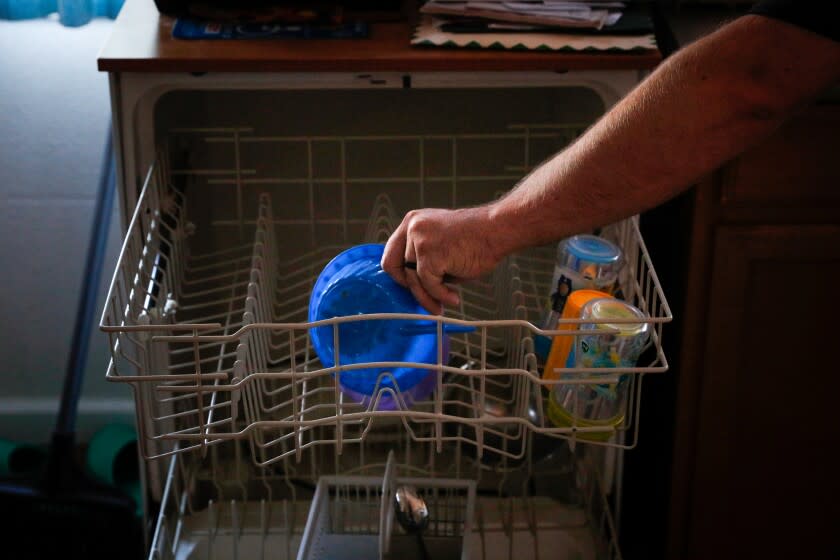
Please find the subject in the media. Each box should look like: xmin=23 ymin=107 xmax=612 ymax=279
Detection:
xmin=148 ymin=433 xmax=622 ymax=560
xmin=100 ymin=126 xmax=672 ymax=470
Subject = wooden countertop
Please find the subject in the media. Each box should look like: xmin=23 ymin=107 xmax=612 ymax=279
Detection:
xmin=98 ymin=0 xmax=661 ymax=73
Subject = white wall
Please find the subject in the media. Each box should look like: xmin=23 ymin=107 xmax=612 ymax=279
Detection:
xmin=0 ymin=18 xmax=133 ymax=444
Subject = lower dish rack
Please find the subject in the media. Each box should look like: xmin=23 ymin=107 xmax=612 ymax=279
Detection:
xmin=101 ymin=123 xmax=670 ymax=559
xmin=150 ymin=431 xmax=620 ymax=560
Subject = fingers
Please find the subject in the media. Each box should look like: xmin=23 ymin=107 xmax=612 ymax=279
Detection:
xmin=382 ymin=209 xmax=461 ymax=315
xmin=403 ymin=241 xmax=443 ymax=315
xmin=381 ymin=217 xmax=409 ymax=287
xmin=415 ymin=260 xmax=460 ymax=309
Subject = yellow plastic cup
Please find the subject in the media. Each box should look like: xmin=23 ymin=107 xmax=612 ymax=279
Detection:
xmin=546 ymin=394 xmax=619 ymax=442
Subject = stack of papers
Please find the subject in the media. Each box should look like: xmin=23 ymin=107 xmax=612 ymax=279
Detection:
xmin=411 ymin=15 xmax=656 ymax=52
xmin=421 ymin=1 xmax=627 ymax=31
xmin=412 ymin=0 xmax=657 ymax=53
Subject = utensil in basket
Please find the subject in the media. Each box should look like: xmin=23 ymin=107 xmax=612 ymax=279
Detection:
xmin=395 ymin=485 xmax=431 ymax=560
xmin=297 ymin=451 xmax=476 ymax=560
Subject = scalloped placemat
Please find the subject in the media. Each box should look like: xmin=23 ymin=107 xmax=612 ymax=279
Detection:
xmin=411 ymin=17 xmax=657 ymax=52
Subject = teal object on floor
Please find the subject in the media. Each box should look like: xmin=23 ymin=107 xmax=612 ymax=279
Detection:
xmin=86 ymin=423 xmax=141 ymax=516
xmin=0 ymin=439 xmax=46 ymax=476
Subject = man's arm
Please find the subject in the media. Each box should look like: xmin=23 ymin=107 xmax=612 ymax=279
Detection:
xmin=490 ymin=15 xmax=840 ymax=251
xmin=382 ymin=14 xmax=840 ymax=314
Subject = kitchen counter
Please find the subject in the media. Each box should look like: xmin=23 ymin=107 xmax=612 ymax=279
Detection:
xmin=98 ymin=0 xmax=661 ymax=73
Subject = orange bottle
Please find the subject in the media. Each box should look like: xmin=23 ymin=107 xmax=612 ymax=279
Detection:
xmin=542 ymin=289 xmax=613 ymax=382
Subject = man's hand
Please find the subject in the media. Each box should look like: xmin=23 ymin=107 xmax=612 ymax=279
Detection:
xmin=381 ymin=206 xmax=506 ymax=314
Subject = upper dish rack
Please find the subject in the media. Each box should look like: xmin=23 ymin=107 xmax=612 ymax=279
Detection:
xmin=100 ymin=125 xmax=671 ymax=467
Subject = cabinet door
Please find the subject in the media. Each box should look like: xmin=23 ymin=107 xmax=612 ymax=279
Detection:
xmin=686 ymin=225 xmax=840 ymax=559
xmin=721 ymin=106 xmax=840 ymax=212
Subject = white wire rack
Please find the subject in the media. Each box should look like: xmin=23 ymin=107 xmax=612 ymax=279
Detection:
xmin=148 ymin=431 xmax=621 ymax=560
xmin=101 ymin=125 xmax=671 ymax=471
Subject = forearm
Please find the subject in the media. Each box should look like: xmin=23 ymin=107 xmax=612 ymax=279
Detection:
xmin=489 ymin=15 xmax=840 ymax=254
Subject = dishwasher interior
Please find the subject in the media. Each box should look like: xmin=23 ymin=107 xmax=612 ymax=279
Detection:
xmin=101 ymin=86 xmax=671 ymax=560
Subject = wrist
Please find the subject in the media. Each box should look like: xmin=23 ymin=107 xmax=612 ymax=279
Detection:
xmin=485 ymin=198 xmax=536 ymax=258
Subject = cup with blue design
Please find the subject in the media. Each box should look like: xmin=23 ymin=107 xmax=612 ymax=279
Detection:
xmin=536 ymin=234 xmax=623 ymax=359
xmin=547 ymin=298 xmax=650 ymax=440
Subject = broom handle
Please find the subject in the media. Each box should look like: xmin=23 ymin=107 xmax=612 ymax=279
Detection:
xmin=54 ymin=124 xmax=116 ymax=440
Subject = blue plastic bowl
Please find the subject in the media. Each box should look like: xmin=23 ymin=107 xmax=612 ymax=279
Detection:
xmin=308 ymin=244 xmax=446 ymax=398
xmin=338 ymin=356 xmax=445 ymax=411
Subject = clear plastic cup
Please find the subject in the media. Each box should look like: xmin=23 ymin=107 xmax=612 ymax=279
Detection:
xmin=548 ymin=298 xmax=649 ymax=439
xmin=543 ymin=234 xmax=623 ymax=324
xmin=536 ymin=235 xmax=624 ymax=362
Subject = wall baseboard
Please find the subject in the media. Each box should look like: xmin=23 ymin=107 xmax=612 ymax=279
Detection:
xmin=0 ymin=397 xmax=135 ymax=444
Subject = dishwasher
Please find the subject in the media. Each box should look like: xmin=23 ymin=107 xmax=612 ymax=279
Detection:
xmin=99 ymin=74 xmax=671 ymax=560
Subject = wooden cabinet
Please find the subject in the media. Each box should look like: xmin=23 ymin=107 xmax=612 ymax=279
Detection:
xmin=667 ymin=103 xmax=840 ymax=559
